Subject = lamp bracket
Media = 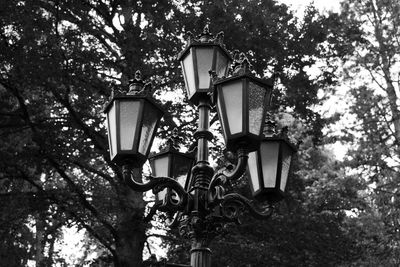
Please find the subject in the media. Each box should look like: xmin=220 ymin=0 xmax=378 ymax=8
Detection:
xmin=220 ymin=193 xmax=274 ymax=221
xmin=122 ymin=165 xmax=189 ymax=211
xmin=179 ymin=212 xmax=226 ymax=244
xmin=207 ymin=147 xmax=248 ymax=205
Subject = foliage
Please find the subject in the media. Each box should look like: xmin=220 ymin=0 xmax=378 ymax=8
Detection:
xmin=0 ymin=0 xmax=379 ymax=266
xmin=334 ymin=0 xmax=400 ymax=264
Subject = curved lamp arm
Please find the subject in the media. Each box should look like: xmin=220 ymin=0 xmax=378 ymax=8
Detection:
xmin=207 ymin=148 xmax=248 ymax=204
xmin=122 ymin=165 xmax=190 ymax=209
xmin=221 ymin=193 xmax=274 ymax=221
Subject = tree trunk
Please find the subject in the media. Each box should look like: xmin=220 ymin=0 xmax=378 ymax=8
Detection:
xmin=35 ymin=213 xmax=45 ymax=267
xmin=114 ymin=167 xmax=147 ymax=267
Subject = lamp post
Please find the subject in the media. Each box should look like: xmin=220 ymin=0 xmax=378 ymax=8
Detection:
xmin=104 ymin=26 xmax=296 ymax=267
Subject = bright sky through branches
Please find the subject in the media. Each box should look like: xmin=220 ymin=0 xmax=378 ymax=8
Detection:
xmin=278 ymin=0 xmax=341 ymax=14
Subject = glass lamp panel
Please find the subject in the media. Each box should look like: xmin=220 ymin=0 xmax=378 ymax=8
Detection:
xmin=217 ymin=94 xmax=227 ymax=140
xmin=247 ymin=151 xmax=261 ymax=192
xmin=221 ymin=81 xmax=243 ymax=135
xmin=195 ymin=47 xmax=215 ymax=89
xmin=215 ymin=49 xmax=229 ymax=77
xmin=138 ymin=103 xmax=160 ymax=155
xmin=172 ymin=155 xmax=192 ymax=179
xmin=182 ymin=51 xmax=196 ymax=97
xmin=280 ymin=144 xmax=293 ymax=191
xmin=260 ymin=142 xmax=279 ymax=188
xmin=119 ymin=100 xmax=141 ymax=151
xmin=176 ymin=174 xmax=186 ymax=187
xmin=248 ymin=81 xmax=267 ymax=135
xmin=153 ymin=155 xmax=170 ymax=177
xmin=106 ymin=102 xmax=117 ymax=158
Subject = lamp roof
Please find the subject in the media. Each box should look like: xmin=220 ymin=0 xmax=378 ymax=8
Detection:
xmin=103 ymin=70 xmax=165 ymax=115
xmin=177 ymin=25 xmax=232 ymax=62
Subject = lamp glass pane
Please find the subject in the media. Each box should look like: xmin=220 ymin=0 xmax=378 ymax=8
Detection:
xmin=153 ymin=155 xmax=170 ymax=177
xmin=182 ymin=52 xmax=196 ymax=97
xmin=106 ymin=102 xmax=117 ymax=158
xmin=217 ymin=94 xmax=227 ymax=139
xmin=119 ymin=100 xmax=140 ymax=150
xmin=195 ymin=47 xmax=214 ymax=89
xmin=139 ymin=103 xmax=160 ymax=155
xmin=260 ymin=142 xmax=279 ymax=188
xmin=221 ymin=81 xmax=243 ymax=135
xmin=215 ymin=49 xmax=229 ymax=77
xmin=172 ymin=155 xmax=192 ymax=179
xmin=280 ymin=144 xmax=292 ymax=191
xmin=248 ymin=82 xmax=267 ymax=135
xmin=247 ymin=151 xmax=261 ymax=192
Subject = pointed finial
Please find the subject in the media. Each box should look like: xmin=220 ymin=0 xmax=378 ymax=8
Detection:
xmin=263 ymin=113 xmax=277 ymax=137
xmin=164 ymin=127 xmax=180 ymax=152
xmin=128 ymin=70 xmax=145 ymax=95
xmin=203 ymin=24 xmax=210 ymax=35
xmin=199 ymin=24 xmax=213 ymax=42
xmin=232 ymin=52 xmax=252 ymax=75
xmin=215 ymin=31 xmax=224 ymax=44
xmin=232 ymin=50 xmax=240 ymax=62
xmin=280 ymin=126 xmax=289 ymax=139
xmin=186 ymin=31 xmax=194 ymax=44
xmin=135 ymin=70 xmax=141 ymax=80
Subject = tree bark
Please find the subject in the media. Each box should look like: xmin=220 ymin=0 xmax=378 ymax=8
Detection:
xmin=114 ymin=167 xmax=147 ymax=267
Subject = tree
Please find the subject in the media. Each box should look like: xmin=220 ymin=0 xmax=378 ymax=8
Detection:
xmin=333 ymin=0 xmax=400 ymax=264
xmin=0 ymin=0 xmax=188 ymax=265
xmin=0 ymin=0 xmax=348 ymax=265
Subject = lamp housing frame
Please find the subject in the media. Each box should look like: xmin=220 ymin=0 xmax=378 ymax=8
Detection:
xmin=246 ymin=136 xmax=296 ymax=203
xmin=178 ymin=32 xmax=232 ymax=105
xmin=213 ymin=73 xmax=273 ymax=152
xmin=104 ymin=94 xmax=164 ymax=167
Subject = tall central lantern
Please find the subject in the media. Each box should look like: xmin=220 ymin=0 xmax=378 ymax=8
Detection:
xmin=178 ymin=25 xmax=232 ymax=105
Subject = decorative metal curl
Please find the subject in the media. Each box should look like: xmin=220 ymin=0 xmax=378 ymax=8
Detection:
xmin=207 ymin=148 xmax=248 ymax=205
xmin=221 ymin=193 xmax=274 ymax=221
xmin=166 ymin=211 xmax=183 ymax=228
xmin=122 ymin=165 xmax=189 ymax=210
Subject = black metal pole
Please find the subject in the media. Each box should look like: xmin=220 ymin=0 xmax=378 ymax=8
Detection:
xmin=190 ymin=95 xmax=214 ymax=267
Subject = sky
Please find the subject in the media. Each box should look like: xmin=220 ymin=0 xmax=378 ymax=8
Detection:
xmin=278 ymin=0 xmax=342 ymax=14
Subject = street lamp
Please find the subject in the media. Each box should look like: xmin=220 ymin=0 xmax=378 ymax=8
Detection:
xmin=104 ymin=26 xmax=296 ymax=267
xmin=104 ymin=71 xmax=164 ymax=167
xmin=247 ymin=121 xmax=297 ymax=203
xmin=178 ymin=25 xmax=232 ymax=105
xmin=213 ymin=53 xmax=273 ymax=152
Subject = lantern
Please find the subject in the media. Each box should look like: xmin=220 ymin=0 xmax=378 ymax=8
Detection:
xmin=178 ymin=25 xmax=232 ymax=105
xmin=247 ymin=136 xmax=296 ymax=203
xmin=149 ymin=141 xmax=194 ymax=209
xmin=104 ymin=71 xmax=164 ymax=167
xmin=214 ymin=55 xmax=273 ymax=152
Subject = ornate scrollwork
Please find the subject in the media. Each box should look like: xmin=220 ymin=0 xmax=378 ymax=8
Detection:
xmin=179 ymin=212 xmax=227 ymax=244
xmin=221 ymin=193 xmax=274 ymax=221
xmin=207 ymin=148 xmax=248 ymax=205
xmin=185 ymin=25 xmax=226 ymax=47
xmin=122 ymin=165 xmax=189 ymax=211
xmin=127 ymin=70 xmax=154 ymax=97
